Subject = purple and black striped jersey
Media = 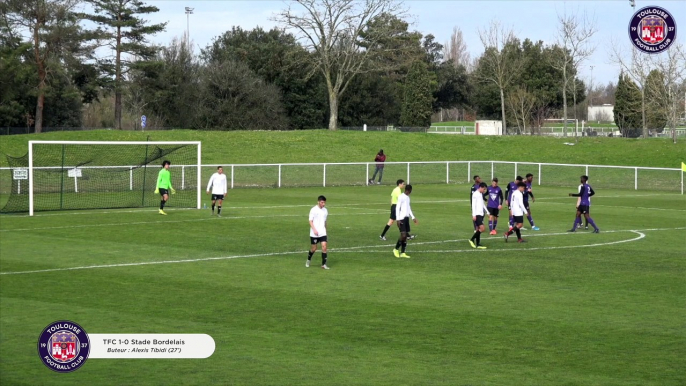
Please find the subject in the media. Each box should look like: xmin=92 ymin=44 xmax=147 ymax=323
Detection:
xmin=487 ymin=186 xmax=503 ymax=208
xmin=572 ymin=183 xmax=595 ymax=205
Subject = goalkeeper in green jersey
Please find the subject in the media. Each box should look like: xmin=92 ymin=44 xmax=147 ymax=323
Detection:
xmin=155 ymin=160 xmax=175 ymax=215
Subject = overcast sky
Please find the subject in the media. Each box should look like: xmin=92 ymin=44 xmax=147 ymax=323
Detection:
xmin=138 ymin=0 xmax=685 ymax=87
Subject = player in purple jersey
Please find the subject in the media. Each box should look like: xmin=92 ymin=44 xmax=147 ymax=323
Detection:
xmin=505 ymin=176 xmax=523 ymax=229
xmin=568 ymin=175 xmax=599 ymax=233
xmin=486 ymin=178 xmax=503 ymax=235
xmin=575 ymin=184 xmax=590 ymax=230
xmin=522 ymin=173 xmax=540 ymax=231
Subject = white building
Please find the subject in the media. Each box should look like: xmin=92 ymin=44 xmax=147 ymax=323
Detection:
xmin=587 ymin=104 xmax=614 ymax=123
xmin=474 ymin=120 xmax=502 ymax=135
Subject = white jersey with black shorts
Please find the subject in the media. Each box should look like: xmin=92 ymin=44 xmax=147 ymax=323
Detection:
xmin=206 ymin=172 xmax=228 ymax=200
xmin=309 ymin=205 xmax=328 ymax=244
xmin=395 ymin=193 xmax=414 ymax=234
xmin=510 ymin=190 xmax=528 ymax=223
xmin=471 ymin=190 xmax=489 ymax=227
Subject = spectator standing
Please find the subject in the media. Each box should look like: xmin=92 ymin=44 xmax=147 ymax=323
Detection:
xmin=369 ymin=149 xmax=386 ymax=185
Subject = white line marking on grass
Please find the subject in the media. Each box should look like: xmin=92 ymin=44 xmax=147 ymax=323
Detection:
xmin=1 ymin=228 xmax=682 ymax=276
xmin=534 ymin=201 xmax=686 ymax=212
xmin=0 ymin=217 xmax=223 ymax=232
xmin=330 ymin=227 xmax=685 ymax=251
xmin=334 ymin=231 xmax=646 ymax=254
xmin=535 ymin=193 xmax=682 ymax=201
xmin=0 ymin=212 xmax=386 ymax=232
xmin=4 ymin=193 xmax=676 ymax=218
xmin=23 ymin=207 xmax=198 ymax=217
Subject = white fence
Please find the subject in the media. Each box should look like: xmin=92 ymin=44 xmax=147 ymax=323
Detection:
xmin=428 ymin=126 xmax=686 ymax=137
xmin=3 ymin=161 xmax=682 ymax=194
xmin=428 ymin=126 xmax=474 ymax=134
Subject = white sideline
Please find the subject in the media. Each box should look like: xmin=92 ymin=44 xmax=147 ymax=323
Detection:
xmin=535 ymin=201 xmax=686 ymax=212
xmin=1 ymin=227 xmax=682 ymax=276
xmin=0 ymin=211 xmax=387 ymax=233
xmin=10 ymin=192 xmax=679 ymax=218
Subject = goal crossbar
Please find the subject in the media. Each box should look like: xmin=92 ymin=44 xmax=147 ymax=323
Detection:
xmin=28 ymin=141 xmax=202 ymax=216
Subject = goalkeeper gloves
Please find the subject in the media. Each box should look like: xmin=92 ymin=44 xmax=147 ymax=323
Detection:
xmin=154 ymin=188 xmax=159 ymax=194
xmin=170 ymin=188 xmax=176 ymax=194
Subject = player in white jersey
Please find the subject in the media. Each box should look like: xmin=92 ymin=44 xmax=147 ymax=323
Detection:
xmin=393 ymin=185 xmax=417 ymax=258
xmin=504 ymin=182 xmax=528 ymax=243
xmin=469 ymin=182 xmax=489 ymax=249
xmin=307 ymin=195 xmax=330 ymax=269
xmin=206 ymin=166 xmax=228 ymax=216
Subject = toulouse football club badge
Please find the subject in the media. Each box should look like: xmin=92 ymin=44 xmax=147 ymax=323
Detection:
xmin=38 ymin=320 xmax=90 ymax=372
xmin=628 ymin=6 xmax=677 ymax=54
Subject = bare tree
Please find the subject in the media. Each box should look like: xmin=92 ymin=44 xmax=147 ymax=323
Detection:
xmin=610 ymin=40 xmax=653 ymax=138
xmin=531 ymin=103 xmax=553 ymax=135
xmin=646 ymin=43 xmax=686 ymax=143
xmin=274 ymin=0 xmax=405 ymax=130
xmin=553 ymin=9 xmax=597 ymax=138
xmin=1 ymin=0 xmax=87 ymax=133
xmin=507 ymin=87 xmax=537 ymax=134
xmin=476 ymin=20 xmax=524 ymax=135
xmin=444 ymin=26 xmax=470 ymax=69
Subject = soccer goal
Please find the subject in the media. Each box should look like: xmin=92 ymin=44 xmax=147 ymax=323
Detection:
xmin=1 ymin=141 xmax=201 ymax=216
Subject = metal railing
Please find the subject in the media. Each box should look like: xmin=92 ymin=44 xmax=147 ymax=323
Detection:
xmin=3 ymin=161 xmax=682 ymax=194
xmin=428 ymin=126 xmax=474 ymax=134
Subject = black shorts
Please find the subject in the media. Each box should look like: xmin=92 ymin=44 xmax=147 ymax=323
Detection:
xmin=389 ymin=204 xmax=397 ymax=220
xmin=488 ymin=207 xmax=500 ymax=217
xmin=513 ymin=215 xmax=524 ymax=224
xmin=159 ymin=188 xmax=169 ymax=196
xmin=212 ymin=194 xmax=224 ymax=201
xmin=310 ymin=236 xmax=328 ymax=244
xmin=397 ymin=217 xmax=411 ymax=234
xmin=474 ymin=215 xmax=484 ymax=227
xmin=523 ymin=201 xmax=530 ymax=210
xmin=577 ymin=205 xmax=590 ymax=214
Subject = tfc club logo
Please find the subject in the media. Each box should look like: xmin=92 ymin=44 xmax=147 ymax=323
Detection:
xmin=37 ymin=321 xmax=90 ymax=372
xmin=629 ymin=6 xmax=677 ymax=54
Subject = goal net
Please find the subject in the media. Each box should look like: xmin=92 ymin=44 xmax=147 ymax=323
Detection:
xmin=1 ymin=141 xmax=201 ymax=215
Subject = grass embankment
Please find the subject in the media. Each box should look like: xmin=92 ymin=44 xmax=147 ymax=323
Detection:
xmin=1 ymin=129 xmax=684 ymax=168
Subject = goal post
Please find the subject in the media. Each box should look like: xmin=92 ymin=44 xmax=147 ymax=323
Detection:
xmin=16 ymin=141 xmax=201 ymax=216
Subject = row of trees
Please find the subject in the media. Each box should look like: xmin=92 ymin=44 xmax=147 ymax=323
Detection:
xmin=611 ymin=42 xmax=686 ymax=140
xmin=1 ymin=0 xmax=683 ymax=135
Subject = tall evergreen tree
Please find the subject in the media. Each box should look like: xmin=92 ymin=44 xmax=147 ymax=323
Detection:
xmin=0 ymin=21 xmax=34 ymax=127
xmin=614 ymin=73 xmax=642 ymax=137
xmin=80 ymin=0 xmax=166 ymax=129
xmin=400 ymin=61 xmax=436 ymax=126
xmin=645 ymin=69 xmax=668 ymax=133
xmin=2 ymin=0 xmax=91 ymax=132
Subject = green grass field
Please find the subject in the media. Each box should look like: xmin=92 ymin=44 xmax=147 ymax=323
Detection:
xmin=1 ymin=183 xmax=685 ymax=385
xmin=2 ymin=130 xmax=686 ymax=168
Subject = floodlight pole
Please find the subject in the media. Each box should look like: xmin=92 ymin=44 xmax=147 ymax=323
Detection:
xmin=185 ymin=7 xmax=194 ymax=52
xmin=589 ymin=65 xmax=594 ymax=107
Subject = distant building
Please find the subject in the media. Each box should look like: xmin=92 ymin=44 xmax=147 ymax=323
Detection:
xmin=474 ymin=120 xmax=502 ymax=135
xmin=587 ymin=104 xmax=614 ymax=123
